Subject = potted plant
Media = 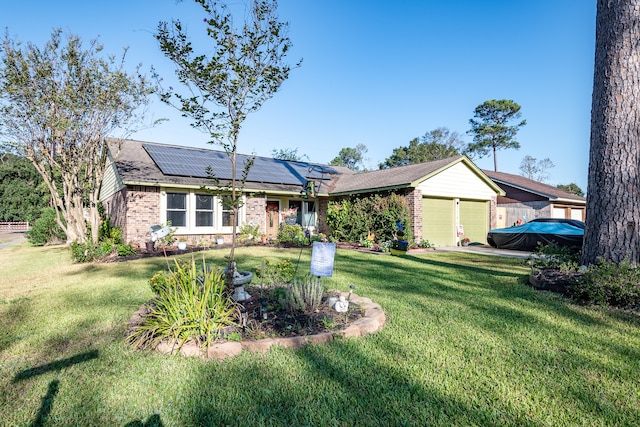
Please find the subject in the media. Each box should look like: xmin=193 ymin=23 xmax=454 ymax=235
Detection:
xmin=284 ymin=207 xmax=298 ymax=225
xmin=461 ymin=237 xmax=470 ymax=247
xmin=390 ymin=220 xmax=409 ymax=256
xmin=177 ymin=237 xmax=187 ymax=250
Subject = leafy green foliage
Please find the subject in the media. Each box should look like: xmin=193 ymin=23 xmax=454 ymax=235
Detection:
xmin=0 ymin=153 xmax=49 ymax=222
xmin=329 ymin=144 xmax=368 ymax=171
xmin=379 ymin=127 xmax=465 ymax=169
xmin=557 ymin=182 xmax=585 ymax=197
xmin=255 ymin=258 xmax=295 ymax=285
xmin=239 ymin=223 xmax=260 ymax=242
xmin=419 ymin=239 xmax=433 ymax=248
xmin=128 ymin=257 xmax=237 ymax=350
xmin=283 ymin=276 xmax=324 ymax=313
xmin=529 ymin=243 xmax=581 ymax=272
xmin=466 ymin=99 xmax=526 ymax=170
xmin=70 ymin=212 xmax=136 ymax=262
xmin=70 ymin=241 xmax=108 ymax=263
xmin=569 ymin=259 xmax=640 ymax=308
xmin=25 ymin=207 xmax=66 ymax=246
xmin=276 ymin=224 xmax=305 ymax=246
xmin=326 ymin=193 xmax=410 ymax=243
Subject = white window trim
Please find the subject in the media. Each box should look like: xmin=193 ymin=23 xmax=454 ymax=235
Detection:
xmin=160 ymin=189 xmax=245 ymax=234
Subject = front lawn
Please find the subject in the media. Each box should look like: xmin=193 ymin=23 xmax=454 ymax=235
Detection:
xmin=1 ymin=243 xmax=638 ymax=426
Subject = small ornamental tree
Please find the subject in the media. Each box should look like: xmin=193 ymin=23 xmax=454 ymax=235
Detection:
xmin=0 ymin=29 xmax=154 ymax=244
xmin=155 ymin=0 xmax=300 ymax=284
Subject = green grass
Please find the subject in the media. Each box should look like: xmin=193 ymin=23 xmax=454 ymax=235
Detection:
xmin=1 ymin=245 xmax=639 ymax=426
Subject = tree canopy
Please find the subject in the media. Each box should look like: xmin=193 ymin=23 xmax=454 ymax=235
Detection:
xmin=556 ymin=183 xmax=584 ymax=197
xmin=0 ymin=151 xmax=49 ymax=222
xmin=379 ymin=127 xmax=465 ymax=169
xmin=466 ymin=99 xmax=526 ymax=171
xmin=0 ymin=29 xmax=154 ymax=243
xmin=329 ymin=144 xmax=368 ymax=171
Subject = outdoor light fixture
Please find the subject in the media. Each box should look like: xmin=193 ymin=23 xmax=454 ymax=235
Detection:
xmin=348 ymin=284 xmax=355 ymax=301
xmin=261 ymin=299 xmax=268 ymax=320
xmin=240 ymin=305 xmax=247 ymax=329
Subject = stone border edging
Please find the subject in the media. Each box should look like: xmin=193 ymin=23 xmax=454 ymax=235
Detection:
xmin=128 ymin=292 xmax=385 ymax=361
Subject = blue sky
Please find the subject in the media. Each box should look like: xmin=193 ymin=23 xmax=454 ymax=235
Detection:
xmin=4 ymin=1 xmax=596 ymax=190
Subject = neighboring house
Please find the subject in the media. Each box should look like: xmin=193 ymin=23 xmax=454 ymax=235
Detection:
xmin=483 ymin=170 xmax=586 ymax=228
xmin=100 ymin=139 xmax=504 ymax=247
xmin=330 ymin=156 xmax=504 ymax=246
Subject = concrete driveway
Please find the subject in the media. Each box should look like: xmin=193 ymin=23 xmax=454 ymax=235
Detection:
xmin=0 ymin=231 xmax=27 ymax=250
xmin=436 ymin=244 xmax=532 ymax=259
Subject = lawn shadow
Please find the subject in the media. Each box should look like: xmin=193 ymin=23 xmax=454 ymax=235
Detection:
xmin=124 ymin=414 xmax=164 ymax=427
xmin=29 ymin=380 xmax=59 ymax=427
xmin=13 ymin=349 xmax=99 ymax=382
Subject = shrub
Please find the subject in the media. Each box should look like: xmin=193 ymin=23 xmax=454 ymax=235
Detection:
xmin=419 ymin=239 xmax=433 ymax=248
xmin=378 ymin=240 xmax=392 ymax=253
xmin=255 ymin=258 xmax=295 ymax=285
xmin=326 ymin=193 xmax=410 ymax=243
xmin=26 ymin=207 xmax=66 ymax=246
xmin=239 ymin=223 xmax=260 ymax=242
xmin=70 ymin=241 xmax=110 ymax=263
xmin=116 ymin=243 xmax=137 ymax=256
xmin=284 ymin=276 xmax=324 ymax=313
xmin=529 ymin=242 xmax=581 ymax=272
xmin=128 ymin=257 xmax=237 ymax=350
xmin=568 ymin=259 xmax=640 ymax=309
xmin=277 ymin=224 xmax=305 ymax=246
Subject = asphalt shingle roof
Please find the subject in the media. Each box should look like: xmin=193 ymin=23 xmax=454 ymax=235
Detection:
xmin=483 ymin=170 xmax=585 ymax=202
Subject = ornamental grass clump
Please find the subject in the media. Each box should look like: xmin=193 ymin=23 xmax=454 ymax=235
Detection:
xmin=128 ymin=256 xmax=237 ymax=350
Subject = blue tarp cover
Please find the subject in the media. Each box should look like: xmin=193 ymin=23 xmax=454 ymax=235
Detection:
xmin=487 ymin=220 xmax=584 ymax=251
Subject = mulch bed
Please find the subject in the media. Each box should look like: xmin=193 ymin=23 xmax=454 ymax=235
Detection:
xmin=237 ymin=285 xmax=364 ymax=340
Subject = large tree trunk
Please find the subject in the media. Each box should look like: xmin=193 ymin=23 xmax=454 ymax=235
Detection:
xmin=582 ymin=0 xmax=640 ymax=265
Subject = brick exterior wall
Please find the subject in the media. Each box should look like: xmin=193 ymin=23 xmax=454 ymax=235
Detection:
xmin=404 ymin=188 xmax=423 ymax=243
xmin=245 ymin=195 xmax=266 ymax=233
xmin=105 ymin=186 xmax=160 ymax=246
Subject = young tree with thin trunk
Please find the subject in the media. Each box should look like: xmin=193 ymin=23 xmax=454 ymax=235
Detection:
xmin=0 ymin=29 xmax=153 ymax=244
xmin=466 ymin=99 xmax=526 ymax=172
xmin=582 ymin=0 xmax=640 ymax=265
xmin=155 ymin=0 xmax=299 ymax=283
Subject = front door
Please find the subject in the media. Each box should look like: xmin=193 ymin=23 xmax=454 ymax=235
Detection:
xmin=265 ymin=201 xmax=280 ymax=239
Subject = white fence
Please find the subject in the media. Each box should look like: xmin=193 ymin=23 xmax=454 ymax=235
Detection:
xmin=0 ymin=222 xmax=30 ymax=231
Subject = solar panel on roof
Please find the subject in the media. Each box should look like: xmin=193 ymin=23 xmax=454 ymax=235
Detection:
xmin=143 ymin=144 xmax=335 ymax=185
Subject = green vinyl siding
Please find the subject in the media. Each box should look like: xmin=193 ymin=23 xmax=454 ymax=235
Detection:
xmin=459 ymin=200 xmax=489 ymax=244
xmin=422 ymin=197 xmax=455 ymax=246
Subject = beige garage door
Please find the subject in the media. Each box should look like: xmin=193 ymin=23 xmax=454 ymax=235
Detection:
xmin=459 ymin=200 xmax=489 ymax=244
xmin=422 ymin=197 xmax=455 ymax=246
